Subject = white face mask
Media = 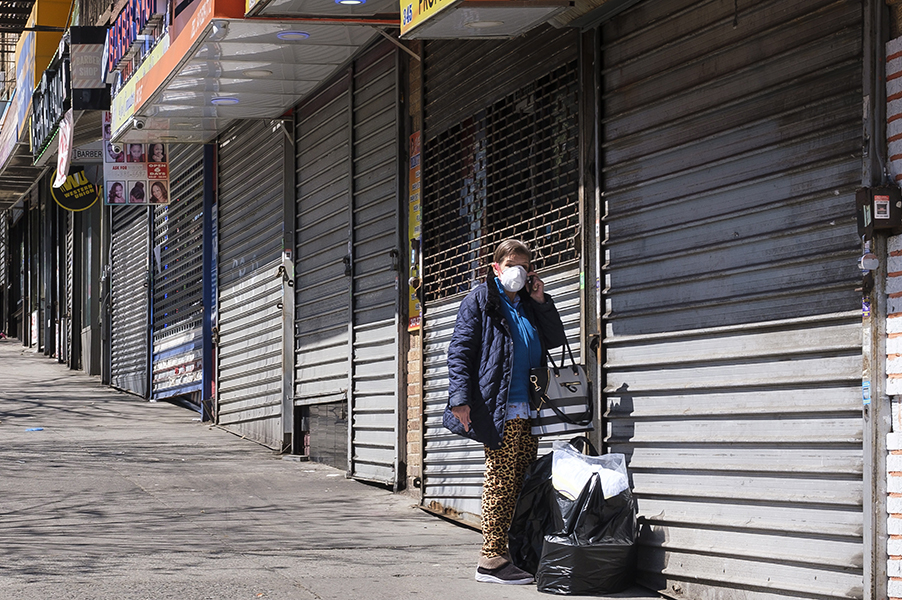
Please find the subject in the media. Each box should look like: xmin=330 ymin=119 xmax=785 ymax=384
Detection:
xmin=498 ymin=265 xmax=528 ymax=293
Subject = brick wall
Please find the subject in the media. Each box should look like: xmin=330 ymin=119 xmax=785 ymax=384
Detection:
xmin=407 ymin=332 xmax=423 ymax=492
xmin=405 ymin=41 xmax=424 ymax=496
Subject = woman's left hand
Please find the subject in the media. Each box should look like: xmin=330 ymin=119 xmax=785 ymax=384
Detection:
xmin=528 ymin=271 xmax=545 ymax=303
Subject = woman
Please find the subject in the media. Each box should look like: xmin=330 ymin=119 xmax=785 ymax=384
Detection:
xmin=107 ymin=182 xmax=125 ymax=204
xmin=149 ymin=143 xmax=166 ymax=163
xmin=127 ymin=144 xmax=145 ymax=163
xmin=150 ymin=181 xmax=168 ymax=203
xmin=444 ymin=238 xmax=565 ymax=585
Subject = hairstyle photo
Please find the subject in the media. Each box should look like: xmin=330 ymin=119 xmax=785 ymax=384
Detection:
xmin=128 ymin=181 xmax=146 ymax=203
xmin=107 ymin=181 xmax=125 ymax=204
xmin=149 ymin=143 xmax=167 ymax=163
xmin=150 ymin=181 xmax=169 ymax=204
xmin=127 ymin=144 xmax=145 ymax=163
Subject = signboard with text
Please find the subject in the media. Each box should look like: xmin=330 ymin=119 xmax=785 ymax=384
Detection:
xmin=103 ymin=112 xmax=170 ymax=205
xmin=400 ymin=0 xmax=461 ymax=37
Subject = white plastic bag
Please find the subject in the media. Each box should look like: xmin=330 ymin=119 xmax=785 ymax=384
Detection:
xmin=551 ymin=441 xmax=629 ymax=500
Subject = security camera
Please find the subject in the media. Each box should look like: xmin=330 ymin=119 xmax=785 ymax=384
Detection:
xmin=132 ymin=117 xmax=146 ymax=130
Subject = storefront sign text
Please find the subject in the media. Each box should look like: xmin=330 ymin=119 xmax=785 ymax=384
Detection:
xmin=400 ymin=0 xmax=459 ymax=37
xmin=32 ymin=59 xmax=70 ymax=158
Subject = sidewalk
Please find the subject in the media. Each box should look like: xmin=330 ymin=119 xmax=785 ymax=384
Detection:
xmin=0 ymin=339 xmax=662 ymax=600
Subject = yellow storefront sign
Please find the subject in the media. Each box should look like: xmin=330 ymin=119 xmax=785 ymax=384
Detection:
xmin=400 ymin=0 xmax=460 ymax=37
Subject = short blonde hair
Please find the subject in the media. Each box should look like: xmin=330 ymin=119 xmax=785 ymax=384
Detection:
xmin=493 ymin=239 xmax=531 ymax=265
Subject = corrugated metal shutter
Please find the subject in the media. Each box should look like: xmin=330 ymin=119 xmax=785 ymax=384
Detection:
xmin=64 ymin=211 xmax=73 ymax=365
xmin=0 ymin=210 xmax=7 ymax=328
xmin=110 ymin=206 xmax=150 ymax=396
xmin=295 ymin=74 xmax=353 ymax=468
xmin=422 ymin=266 xmax=582 ymax=525
xmin=349 ymin=46 xmax=401 ymax=485
xmin=217 ymin=120 xmax=286 ymax=449
xmin=423 ymin=25 xmax=578 ymax=142
xmin=420 ymin=29 xmax=582 ymax=523
xmin=152 ymin=143 xmax=205 ymax=400
xmin=601 ymin=1 xmax=863 ymax=598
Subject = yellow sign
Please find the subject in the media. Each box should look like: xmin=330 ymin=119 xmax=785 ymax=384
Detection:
xmin=407 ymin=132 xmax=422 ymax=331
xmin=400 ymin=0 xmax=460 ymax=37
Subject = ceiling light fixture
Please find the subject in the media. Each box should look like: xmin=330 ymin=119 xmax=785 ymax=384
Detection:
xmin=211 ymin=97 xmax=240 ymax=105
xmin=335 ymin=0 xmax=365 ymax=4
xmin=242 ymin=68 xmax=273 ymax=77
xmin=277 ymin=31 xmax=310 ymax=40
xmin=464 ymin=20 xmax=504 ymax=28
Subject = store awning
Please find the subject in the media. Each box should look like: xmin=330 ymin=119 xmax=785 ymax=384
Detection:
xmin=110 ymin=0 xmax=399 ymax=143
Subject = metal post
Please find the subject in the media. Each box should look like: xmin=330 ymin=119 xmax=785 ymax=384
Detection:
xmin=202 ymin=143 xmax=216 ymax=422
xmin=347 ymin=65 xmax=356 ymax=478
xmin=863 ymin=0 xmax=891 ymax=598
xmin=282 ymin=115 xmax=297 ymax=451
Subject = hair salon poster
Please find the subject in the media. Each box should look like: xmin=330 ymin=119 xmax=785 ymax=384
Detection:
xmin=102 ymin=112 xmax=171 ymax=205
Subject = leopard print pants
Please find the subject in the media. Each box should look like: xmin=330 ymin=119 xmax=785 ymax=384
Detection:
xmin=481 ymin=417 xmax=538 ymax=558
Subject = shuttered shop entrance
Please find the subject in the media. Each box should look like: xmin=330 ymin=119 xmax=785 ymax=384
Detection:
xmin=601 ymin=1 xmax=864 ymax=598
xmin=420 ymin=27 xmax=582 ymax=524
xmin=217 ymin=120 xmax=286 ymax=449
xmin=152 ymin=144 xmax=206 ymax=400
xmin=110 ymin=206 xmax=150 ymax=396
xmin=295 ymin=43 xmax=402 ymax=483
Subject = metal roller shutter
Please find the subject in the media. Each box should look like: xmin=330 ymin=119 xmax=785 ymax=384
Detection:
xmin=217 ymin=120 xmax=286 ymax=449
xmin=349 ymin=46 xmax=401 ymax=485
xmin=420 ymin=31 xmax=582 ymax=523
xmin=295 ymin=74 xmax=353 ymax=469
xmin=152 ymin=143 xmax=206 ymax=400
xmin=65 ymin=211 xmax=74 ymax=366
xmin=110 ymin=206 xmax=151 ymax=396
xmin=0 ymin=211 xmax=7 ymax=332
xmin=601 ymin=0 xmax=863 ymax=598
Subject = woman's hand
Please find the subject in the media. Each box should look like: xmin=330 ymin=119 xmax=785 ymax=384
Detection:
xmin=451 ymin=405 xmax=471 ymax=432
xmin=528 ymin=271 xmax=545 ymax=304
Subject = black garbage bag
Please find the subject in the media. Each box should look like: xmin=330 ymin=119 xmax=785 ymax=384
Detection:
xmin=536 ymin=473 xmax=637 ymax=595
xmin=508 ymin=436 xmax=637 ymax=595
xmin=508 ymin=442 xmax=557 ymax=575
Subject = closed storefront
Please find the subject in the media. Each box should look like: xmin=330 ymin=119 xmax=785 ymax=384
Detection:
xmin=601 ymin=0 xmax=864 ymax=598
xmin=64 ymin=210 xmax=77 ymax=367
xmin=419 ymin=26 xmax=584 ymax=525
xmin=294 ymin=42 xmax=403 ymax=484
xmin=0 ymin=211 xmax=7 ymax=334
xmin=110 ymin=206 xmax=151 ymax=396
xmin=151 ymin=144 xmax=206 ymax=401
xmin=217 ymin=120 xmax=288 ymax=449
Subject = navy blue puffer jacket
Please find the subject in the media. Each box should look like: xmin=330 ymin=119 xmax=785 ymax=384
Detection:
xmin=443 ymin=273 xmax=566 ymax=449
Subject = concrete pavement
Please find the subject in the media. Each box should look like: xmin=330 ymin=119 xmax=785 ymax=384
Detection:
xmin=0 ymin=338 xmax=662 ymax=600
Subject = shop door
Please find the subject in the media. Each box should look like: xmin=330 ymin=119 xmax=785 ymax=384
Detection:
xmin=109 ymin=206 xmax=151 ymax=396
xmin=601 ymin=1 xmax=864 ymax=598
xmin=295 ymin=43 xmax=402 ymax=483
xmin=348 ymin=47 xmax=402 ymax=485
xmin=295 ymin=73 xmax=354 ymax=470
xmin=151 ymin=143 xmax=205 ymax=401
xmin=0 ymin=211 xmax=7 ymax=336
xmin=64 ymin=211 xmax=75 ymax=366
xmin=419 ymin=27 xmax=582 ymax=525
xmin=217 ymin=120 xmax=287 ymax=450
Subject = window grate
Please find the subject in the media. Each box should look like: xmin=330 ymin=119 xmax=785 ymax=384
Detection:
xmin=422 ymin=61 xmax=580 ymax=303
